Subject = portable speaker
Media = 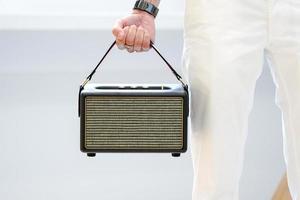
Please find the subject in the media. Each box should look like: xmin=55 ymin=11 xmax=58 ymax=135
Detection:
xmin=78 ymin=41 xmax=189 ymax=157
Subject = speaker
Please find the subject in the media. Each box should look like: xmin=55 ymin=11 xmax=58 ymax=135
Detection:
xmin=78 ymin=41 xmax=189 ymax=157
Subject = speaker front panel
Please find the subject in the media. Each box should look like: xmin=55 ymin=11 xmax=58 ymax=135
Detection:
xmin=83 ymin=96 xmax=184 ymax=151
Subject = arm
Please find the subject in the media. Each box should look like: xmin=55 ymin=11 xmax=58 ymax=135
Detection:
xmin=112 ymin=0 xmax=160 ymax=53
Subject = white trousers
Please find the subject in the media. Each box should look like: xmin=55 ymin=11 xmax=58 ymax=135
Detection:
xmin=181 ymin=0 xmax=300 ymax=199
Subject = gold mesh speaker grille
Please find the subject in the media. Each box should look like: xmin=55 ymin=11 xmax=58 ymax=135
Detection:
xmin=84 ymin=96 xmax=184 ymax=150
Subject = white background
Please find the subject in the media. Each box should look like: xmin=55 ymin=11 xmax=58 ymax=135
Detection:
xmin=0 ymin=0 xmax=184 ymax=29
xmin=0 ymin=0 xmax=286 ymax=199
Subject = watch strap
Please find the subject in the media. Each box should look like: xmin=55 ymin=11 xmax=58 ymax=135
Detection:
xmin=133 ymin=0 xmax=159 ymax=18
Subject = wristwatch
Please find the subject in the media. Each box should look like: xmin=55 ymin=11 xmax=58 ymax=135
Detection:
xmin=133 ymin=0 xmax=159 ymax=18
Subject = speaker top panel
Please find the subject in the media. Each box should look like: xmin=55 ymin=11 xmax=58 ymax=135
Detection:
xmin=81 ymin=83 xmax=188 ymax=97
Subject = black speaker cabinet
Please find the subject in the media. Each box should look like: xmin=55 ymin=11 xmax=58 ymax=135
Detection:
xmin=79 ymin=83 xmax=189 ymax=157
xmin=78 ymin=40 xmax=189 ymax=157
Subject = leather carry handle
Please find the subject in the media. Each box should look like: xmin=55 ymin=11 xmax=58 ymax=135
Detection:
xmin=78 ymin=40 xmax=188 ymax=116
xmin=80 ymin=40 xmax=187 ymax=89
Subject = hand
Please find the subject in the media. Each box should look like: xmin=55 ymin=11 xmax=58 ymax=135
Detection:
xmin=112 ymin=10 xmax=155 ymax=53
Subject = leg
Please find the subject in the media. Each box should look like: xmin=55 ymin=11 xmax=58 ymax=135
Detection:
xmin=266 ymin=1 xmax=300 ymax=198
xmin=183 ymin=43 xmax=264 ymax=200
xmin=182 ymin=0 xmax=267 ymax=199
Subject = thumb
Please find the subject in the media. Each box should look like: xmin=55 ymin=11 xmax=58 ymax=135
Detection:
xmin=112 ymin=19 xmax=126 ymax=39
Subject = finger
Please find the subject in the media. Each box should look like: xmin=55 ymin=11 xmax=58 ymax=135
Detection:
xmin=117 ymin=44 xmax=125 ymax=50
xmin=112 ymin=19 xmax=126 ymax=38
xmin=116 ymin=26 xmax=129 ymax=49
xmin=134 ymin=26 xmax=144 ymax=52
xmin=127 ymin=47 xmax=134 ymax=53
xmin=125 ymin=25 xmax=137 ymax=46
xmin=142 ymin=30 xmax=151 ymax=51
xmin=124 ymin=43 xmax=134 ymax=53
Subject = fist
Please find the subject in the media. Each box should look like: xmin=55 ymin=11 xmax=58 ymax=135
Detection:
xmin=112 ymin=10 xmax=156 ymax=53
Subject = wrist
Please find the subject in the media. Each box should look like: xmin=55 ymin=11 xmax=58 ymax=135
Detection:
xmin=132 ymin=9 xmax=155 ymax=19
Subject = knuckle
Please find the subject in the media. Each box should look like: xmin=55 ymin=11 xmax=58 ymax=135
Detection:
xmin=116 ymin=39 xmax=124 ymax=45
xmin=136 ymin=36 xmax=142 ymax=43
xmin=129 ymin=25 xmax=136 ymax=32
xmin=112 ymin=28 xmax=118 ymax=37
xmin=126 ymin=38 xmax=134 ymax=45
xmin=123 ymin=27 xmax=129 ymax=35
xmin=137 ymin=26 xmax=144 ymax=32
xmin=144 ymin=29 xmax=149 ymax=35
xmin=126 ymin=31 xmax=134 ymax=38
xmin=136 ymin=42 xmax=142 ymax=47
xmin=124 ymin=26 xmax=129 ymax=31
xmin=144 ymin=32 xmax=150 ymax=39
